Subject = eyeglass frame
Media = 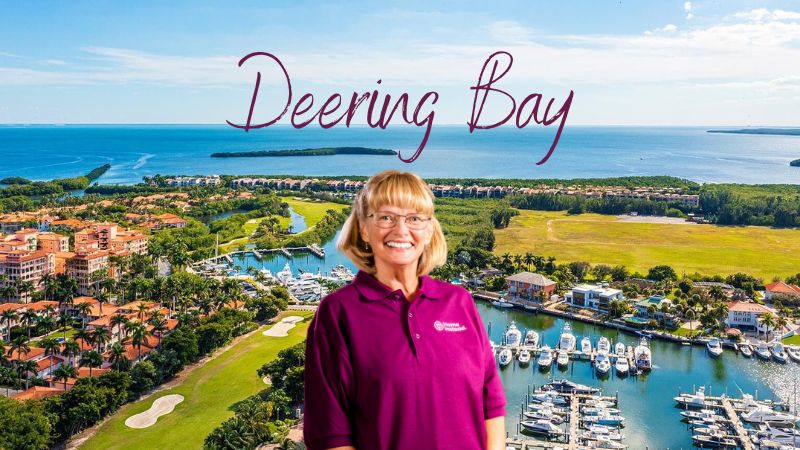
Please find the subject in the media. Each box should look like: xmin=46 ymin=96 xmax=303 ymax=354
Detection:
xmin=367 ymin=212 xmax=432 ymax=230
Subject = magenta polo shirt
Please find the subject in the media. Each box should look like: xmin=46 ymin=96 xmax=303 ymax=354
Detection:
xmin=304 ymin=270 xmax=506 ymax=450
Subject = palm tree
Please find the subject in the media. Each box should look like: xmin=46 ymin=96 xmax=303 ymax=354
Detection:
xmin=41 ymin=273 xmax=58 ymax=302
xmin=74 ymin=327 xmax=93 ymax=352
xmin=775 ymin=315 xmax=788 ymax=337
xmin=61 ymin=339 xmax=80 ymax=366
xmin=523 ymin=252 xmax=534 ymax=271
xmin=108 ymin=342 xmax=128 ymax=371
xmin=40 ymin=338 xmax=60 ymax=385
xmin=148 ymin=315 xmax=168 ymax=348
xmin=16 ymin=360 xmax=37 ymax=389
xmin=21 ymin=309 xmax=40 ymax=341
xmin=685 ymin=308 xmax=697 ymax=338
xmin=129 ymin=322 xmax=149 ymax=362
xmin=708 ymin=286 xmax=726 ymax=301
xmin=15 ymin=280 xmax=34 ymax=304
xmin=760 ymin=313 xmax=776 ymax=341
xmin=1 ymin=310 xmax=17 ymax=342
xmin=57 ymin=312 xmax=72 ymax=341
xmin=80 ymin=350 xmax=103 ymax=377
xmin=53 ymin=363 xmax=78 ymax=390
xmin=9 ymin=336 xmax=30 ymax=366
xmin=110 ymin=314 xmax=128 ymax=342
xmin=75 ymin=302 xmax=93 ymax=329
xmin=92 ymin=327 xmax=112 ymax=353
xmin=136 ymin=302 xmax=149 ymax=321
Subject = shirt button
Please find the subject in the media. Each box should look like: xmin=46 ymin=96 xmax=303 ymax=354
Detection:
xmin=415 ymin=333 xmax=421 ymax=339
xmin=408 ymin=312 xmax=413 ymax=318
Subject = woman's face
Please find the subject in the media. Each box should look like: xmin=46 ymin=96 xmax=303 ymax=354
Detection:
xmin=360 ymin=204 xmax=433 ymax=274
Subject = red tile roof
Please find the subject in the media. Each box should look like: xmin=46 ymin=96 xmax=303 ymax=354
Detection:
xmin=765 ymin=281 xmax=800 ymax=295
xmin=13 ymin=385 xmax=65 ymax=401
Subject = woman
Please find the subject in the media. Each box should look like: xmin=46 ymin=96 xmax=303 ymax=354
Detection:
xmin=304 ymin=170 xmax=506 ymax=450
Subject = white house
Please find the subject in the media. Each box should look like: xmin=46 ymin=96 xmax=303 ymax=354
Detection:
xmin=725 ymin=301 xmax=776 ymax=333
xmin=565 ymin=283 xmax=624 ymax=311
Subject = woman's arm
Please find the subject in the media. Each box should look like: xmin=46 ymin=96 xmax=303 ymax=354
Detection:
xmin=485 ymin=416 xmax=505 ymax=450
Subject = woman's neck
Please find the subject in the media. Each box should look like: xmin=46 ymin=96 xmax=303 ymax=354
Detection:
xmin=373 ymin=263 xmax=420 ymax=301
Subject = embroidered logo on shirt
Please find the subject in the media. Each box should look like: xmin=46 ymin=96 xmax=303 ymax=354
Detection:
xmin=433 ymin=320 xmax=467 ymax=332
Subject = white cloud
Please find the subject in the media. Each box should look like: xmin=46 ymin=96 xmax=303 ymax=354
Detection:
xmin=684 ymin=2 xmax=694 ymax=20
xmin=734 ymin=8 xmax=800 ymax=22
xmin=645 ymin=24 xmax=677 ymax=35
xmin=487 ymin=20 xmax=535 ymax=44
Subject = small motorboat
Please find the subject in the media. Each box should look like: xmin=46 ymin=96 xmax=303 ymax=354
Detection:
xmin=706 ymin=337 xmax=723 ymax=357
xmin=788 ymin=345 xmax=800 ymax=363
xmin=498 ymin=348 xmax=513 ymax=367
xmin=518 ymin=349 xmax=532 ymax=365
xmin=545 ymin=379 xmax=599 ymax=395
xmin=755 ymin=342 xmax=772 ymax=360
xmin=529 ymin=392 xmax=570 ymax=406
xmin=491 ymin=299 xmax=515 ymax=308
xmin=580 ymin=336 xmax=592 ymax=354
xmin=633 ymin=337 xmax=652 ymax=371
xmin=520 ymin=419 xmax=563 ymax=436
xmin=523 ymin=409 xmax=564 ymax=424
xmin=674 ymin=386 xmax=715 ymax=409
xmin=581 ymin=413 xmax=625 ymax=427
xmin=740 ymin=343 xmax=753 ymax=358
xmin=595 ymin=352 xmax=611 ymax=375
xmin=524 ymin=330 xmax=539 ymax=347
xmin=740 ymin=405 xmax=800 ymax=427
xmin=771 ymin=343 xmax=788 ymax=363
xmin=581 ymin=406 xmax=621 ymax=416
xmin=537 ymin=345 xmax=553 ymax=370
xmin=583 ymin=398 xmax=617 ymax=409
xmin=597 ymin=336 xmax=611 ymax=354
xmin=583 ymin=424 xmax=624 ymax=441
xmin=615 ymin=356 xmax=629 ymax=375
xmin=559 ymin=323 xmax=577 ymax=352
xmin=591 ymin=438 xmax=627 ymax=449
xmin=557 ymin=350 xmax=570 ymax=367
xmin=681 ymin=409 xmax=725 ymax=422
xmin=614 ymin=342 xmax=626 ymax=357
xmin=692 ymin=432 xmax=738 ymax=449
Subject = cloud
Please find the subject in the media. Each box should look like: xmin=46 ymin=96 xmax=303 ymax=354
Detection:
xmin=487 ymin=20 xmax=535 ymax=44
xmin=644 ymin=24 xmax=677 ymax=35
xmin=684 ymin=1 xmax=693 ymax=19
xmin=733 ymin=8 xmax=800 ymax=22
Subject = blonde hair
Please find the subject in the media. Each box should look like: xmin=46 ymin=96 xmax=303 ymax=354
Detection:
xmin=337 ymin=170 xmax=447 ymax=276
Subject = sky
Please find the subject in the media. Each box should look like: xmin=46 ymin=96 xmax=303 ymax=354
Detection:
xmin=1 ymin=0 xmax=799 ymax=125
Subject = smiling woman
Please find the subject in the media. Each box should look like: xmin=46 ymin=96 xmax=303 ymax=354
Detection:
xmin=304 ymin=170 xmax=506 ymax=450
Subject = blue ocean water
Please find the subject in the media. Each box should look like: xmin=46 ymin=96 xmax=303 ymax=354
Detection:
xmin=1 ymin=125 xmax=798 ymax=184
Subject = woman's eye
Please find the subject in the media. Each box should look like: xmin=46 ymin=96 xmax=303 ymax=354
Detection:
xmin=408 ymin=216 xmax=423 ymax=223
xmin=378 ymin=215 xmax=394 ymax=221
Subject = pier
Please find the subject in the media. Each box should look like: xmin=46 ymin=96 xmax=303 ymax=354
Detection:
xmin=720 ymin=397 xmax=755 ymax=450
xmin=280 ymin=247 xmax=292 ymax=257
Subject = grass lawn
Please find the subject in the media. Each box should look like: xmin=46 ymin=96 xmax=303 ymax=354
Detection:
xmin=30 ymin=327 xmax=76 ymax=347
xmin=281 ymin=197 xmax=348 ymax=231
xmin=494 ymin=210 xmax=800 ymax=280
xmin=80 ymin=310 xmax=314 ymax=450
xmin=782 ymin=334 xmax=800 ymax=345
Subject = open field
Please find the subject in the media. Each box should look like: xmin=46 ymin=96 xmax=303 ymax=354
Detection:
xmin=79 ymin=310 xmax=314 ymax=450
xmin=782 ymin=335 xmax=800 ymax=345
xmin=494 ymin=210 xmax=800 ymax=280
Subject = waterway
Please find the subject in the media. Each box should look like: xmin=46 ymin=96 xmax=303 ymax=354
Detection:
xmin=228 ymin=230 xmax=799 ymax=448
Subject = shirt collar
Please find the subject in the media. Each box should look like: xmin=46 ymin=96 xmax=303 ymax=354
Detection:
xmin=353 ymin=270 xmax=441 ymax=301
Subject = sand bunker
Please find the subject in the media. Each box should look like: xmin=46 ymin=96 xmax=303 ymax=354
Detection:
xmin=125 ymin=394 xmax=185 ymax=429
xmin=263 ymin=316 xmax=303 ymax=337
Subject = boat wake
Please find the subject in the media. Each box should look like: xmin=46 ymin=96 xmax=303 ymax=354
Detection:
xmin=132 ymin=153 xmax=155 ymax=169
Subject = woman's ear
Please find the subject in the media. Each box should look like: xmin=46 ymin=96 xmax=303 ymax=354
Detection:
xmin=359 ymin=221 xmax=369 ymax=244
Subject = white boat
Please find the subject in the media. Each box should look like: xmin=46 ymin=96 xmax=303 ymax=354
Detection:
xmin=559 ymin=323 xmax=576 ymax=352
xmin=674 ymin=386 xmax=714 ymax=409
xmin=518 ymin=349 xmax=531 ymax=365
xmin=740 ymin=406 xmax=800 ymax=427
xmin=595 ymin=352 xmax=611 ymax=375
xmin=581 ymin=413 xmax=625 ymax=427
xmin=556 ymin=350 xmax=570 ymax=367
xmin=491 ymin=299 xmax=515 ymax=308
xmin=498 ymin=348 xmax=513 ymax=367
xmin=523 ymin=409 xmax=564 ymax=424
xmin=787 ymin=345 xmax=800 ymax=363
xmin=581 ymin=406 xmax=621 ymax=416
xmin=634 ymin=337 xmax=652 ymax=370
xmin=681 ymin=409 xmax=725 ymax=422
xmin=740 ymin=343 xmax=753 ymax=358
xmin=755 ymin=342 xmax=772 ymax=360
xmin=706 ymin=337 xmax=723 ymax=357
xmin=597 ymin=336 xmax=611 ymax=354
xmin=580 ymin=336 xmax=592 ymax=354
xmin=692 ymin=432 xmax=737 ymax=448
xmin=771 ymin=343 xmax=788 ymax=363
xmin=614 ymin=342 xmax=626 ymax=357
xmin=584 ymin=424 xmax=625 ymax=441
xmin=545 ymin=379 xmax=599 ymax=394
xmin=529 ymin=392 xmax=569 ymax=406
xmin=615 ymin=356 xmax=629 ymax=375
xmin=590 ymin=438 xmax=627 ymax=449
xmin=520 ymin=419 xmax=563 ymax=436
xmin=752 ymin=425 xmax=800 ymax=446
xmin=524 ymin=330 xmax=539 ymax=347
xmin=329 ymin=265 xmax=354 ymax=282
xmin=505 ymin=321 xmax=522 ymax=347
xmin=276 ymin=263 xmax=293 ymax=284
xmin=537 ymin=345 xmax=553 ymax=369
xmin=583 ymin=398 xmax=617 ymax=409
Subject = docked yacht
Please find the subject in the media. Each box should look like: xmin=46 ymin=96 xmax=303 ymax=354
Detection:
xmin=581 ymin=406 xmax=621 ymax=416
xmin=755 ymin=342 xmax=772 ymax=360
xmin=634 ymin=337 xmax=652 ymax=370
xmin=537 ymin=345 xmax=553 ymax=369
xmin=329 ymin=265 xmax=354 ymax=282
xmin=706 ymin=337 xmax=723 ymax=357
xmin=692 ymin=432 xmax=737 ymax=449
xmin=520 ymin=420 xmax=563 ymax=436
xmin=581 ymin=413 xmax=625 ymax=427
xmin=559 ymin=323 xmax=576 ymax=352
xmin=505 ymin=321 xmax=522 ymax=347
xmin=590 ymin=438 xmax=627 ymax=449
xmin=614 ymin=342 xmax=626 ymax=357
xmin=524 ymin=330 xmax=539 ymax=347
xmin=674 ymin=386 xmax=714 ymax=409
xmin=740 ymin=406 xmax=800 ymax=427
xmin=523 ymin=409 xmax=564 ymax=424
xmin=518 ymin=349 xmax=532 ymax=365
xmin=580 ymin=336 xmax=592 ymax=354
xmin=582 ymin=424 xmax=624 ymax=441
xmin=752 ymin=425 xmax=800 ymax=447
xmin=680 ymin=409 xmax=725 ymax=422
xmin=597 ymin=336 xmax=611 ymax=354
xmin=771 ymin=342 xmax=788 ymax=363
xmin=276 ymin=263 xmax=294 ymax=284
xmin=530 ymin=391 xmax=569 ymax=406
xmin=595 ymin=352 xmax=611 ymax=375
xmin=498 ymin=348 xmax=513 ymax=367
xmin=556 ymin=350 xmax=570 ymax=367
xmin=788 ymin=345 xmax=800 ymax=363
xmin=546 ymin=379 xmax=599 ymax=394
xmin=740 ymin=343 xmax=753 ymax=358
xmin=491 ymin=299 xmax=515 ymax=308
xmin=615 ymin=355 xmax=629 ymax=375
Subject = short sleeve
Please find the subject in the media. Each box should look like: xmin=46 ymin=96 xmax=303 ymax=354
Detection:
xmin=468 ymin=293 xmax=506 ymax=419
xmin=303 ymin=301 xmax=356 ymax=449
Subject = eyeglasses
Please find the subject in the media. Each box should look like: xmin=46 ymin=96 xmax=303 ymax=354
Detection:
xmin=368 ymin=212 xmax=431 ymax=230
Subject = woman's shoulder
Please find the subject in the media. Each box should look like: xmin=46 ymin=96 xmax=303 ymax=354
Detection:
xmin=318 ymin=283 xmax=359 ymax=311
xmin=422 ymin=276 xmax=472 ymax=301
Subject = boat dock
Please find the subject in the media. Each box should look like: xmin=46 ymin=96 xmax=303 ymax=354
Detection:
xmin=280 ymin=247 xmax=292 ymax=257
xmin=252 ymin=249 xmax=263 ymax=259
xmin=720 ymin=397 xmax=755 ymax=450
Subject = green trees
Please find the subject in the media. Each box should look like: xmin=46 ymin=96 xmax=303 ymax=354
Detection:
xmin=0 ymin=397 xmax=53 ymax=450
xmin=647 ymin=265 xmax=678 ymax=282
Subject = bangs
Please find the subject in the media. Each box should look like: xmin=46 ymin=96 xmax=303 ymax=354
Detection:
xmin=364 ymin=172 xmax=434 ymax=215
